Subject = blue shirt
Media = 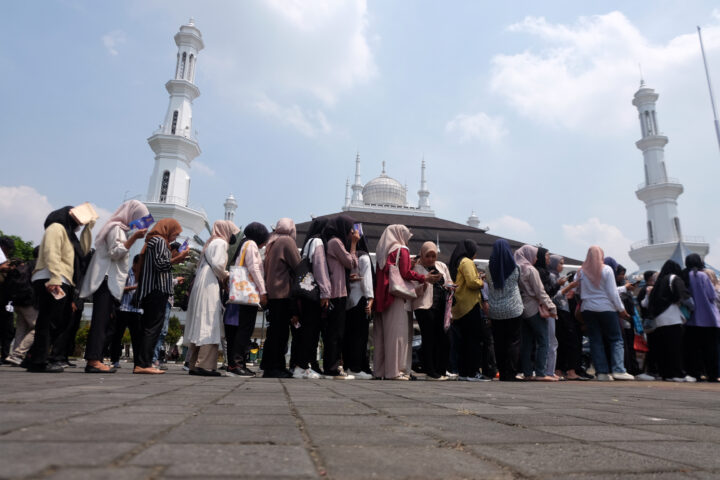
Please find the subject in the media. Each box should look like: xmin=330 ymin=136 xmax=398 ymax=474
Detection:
xmin=119 ymin=269 xmax=141 ymax=313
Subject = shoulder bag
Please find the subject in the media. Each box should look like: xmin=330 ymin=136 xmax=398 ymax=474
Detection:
xmin=290 ymin=239 xmax=321 ymax=302
xmin=388 ymin=247 xmax=418 ymax=300
xmin=227 ymin=243 xmax=261 ymax=306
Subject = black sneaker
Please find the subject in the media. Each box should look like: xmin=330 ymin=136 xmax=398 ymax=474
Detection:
xmin=195 ymin=368 xmax=222 ymax=377
xmin=27 ymin=362 xmax=64 ymax=373
xmin=263 ymin=369 xmax=292 ymax=378
xmin=228 ymin=366 xmax=256 ymax=377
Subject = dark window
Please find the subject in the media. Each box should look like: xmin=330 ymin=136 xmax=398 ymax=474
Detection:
xmin=171 ymin=111 xmax=178 ymax=134
xmin=160 ymin=171 xmax=170 ymax=202
xmin=647 ymin=221 xmax=654 ymax=244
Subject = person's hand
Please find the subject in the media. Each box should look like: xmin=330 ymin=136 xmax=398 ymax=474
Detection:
xmin=619 ymin=310 xmax=631 ymax=320
xmin=482 ymin=301 xmax=489 ymax=316
xmin=365 ymin=299 xmax=374 ymax=315
xmin=425 ymin=273 xmax=442 ymax=284
xmin=46 ymin=284 xmax=62 ymax=295
xmin=349 ymin=273 xmax=361 ymax=282
xmin=0 ymin=262 xmax=10 ymax=272
xmin=260 ymin=294 xmax=268 ymax=307
xmin=558 ymin=276 xmax=568 ymax=286
xmin=320 ymin=298 xmax=329 ymax=309
xmin=176 ymin=276 xmax=185 ymax=284
xmin=350 ymin=229 xmax=360 ymax=244
xmin=646 ymin=285 xmax=653 ymax=293
xmin=71 ymin=302 xmax=78 ymax=313
xmin=291 ymin=316 xmax=300 ymax=328
xmin=177 ymin=249 xmax=190 ymax=261
xmin=132 ymin=228 xmax=148 ymax=240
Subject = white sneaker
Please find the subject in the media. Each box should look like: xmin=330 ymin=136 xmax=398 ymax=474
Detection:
xmin=669 ymin=375 xmax=697 ymax=383
xmin=446 ymin=371 xmax=459 ymax=379
xmin=292 ymin=366 xmax=308 ymax=379
xmin=333 ymin=367 xmax=355 ymax=380
xmin=306 ymin=368 xmax=321 ymax=379
xmin=348 ymin=370 xmax=372 ymax=380
xmin=635 ymin=373 xmax=656 ymax=381
xmin=612 ymin=372 xmax=635 ymax=381
xmin=466 ymin=373 xmax=492 ymax=382
xmin=596 ymin=373 xmax=614 ymax=381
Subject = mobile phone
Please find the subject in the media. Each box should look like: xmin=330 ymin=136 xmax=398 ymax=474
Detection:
xmin=50 ymin=288 xmax=66 ymax=300
xmin=353 ymin=223 xmax=364 ymax=237
xmin=179 ymin=239 xmax=189 ymax=252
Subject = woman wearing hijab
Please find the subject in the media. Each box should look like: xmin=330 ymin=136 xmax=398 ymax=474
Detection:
xmin=542 ymin=253 xmax=568 ymax=379
xmin=25 ymin=207 xmax=94 ymax=372
xmin=262 ymin=218 xmax=302 ymax=378
xmin=549 ymin=255 xmax=580 ymax=380
xmin=577 ymin=246 xmax=633 ymax=381
xmin=412 ymin=241 xmax=451 ymax=380
xmin=515 ymin=245 xmax=557 ymax=381
xmin=343 ymin=231 xmax=374 ymax=379
xmin=291 ymin=218 xmax=330 ymax=379
xmin=320 ymin=215 xmax=359 ymax=379
xmin=184 ymin=220 xmax=240 ymax=376
xmin=682 ymin=254 xmax=719 ymax=381
xmin=485 ymin=240 xmax=524 ymax=381
xmin=374 ymin=225 xmax=436 ymax=380
xmin=79 ymin=200 xmax=149 ymax=373
xmin=135 ymin=218 xmax=188 ymax=374
xmin=224 ymin=222 xmax=270 ymax=377
xmin=448 ymin=239 xmax=489 ymax=382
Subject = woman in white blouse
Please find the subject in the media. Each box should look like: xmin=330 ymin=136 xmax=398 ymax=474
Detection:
xmin=80 ymin=200 xmax=149 ymax=374
xmin=184 ymin=220 xmax=240 ymax=376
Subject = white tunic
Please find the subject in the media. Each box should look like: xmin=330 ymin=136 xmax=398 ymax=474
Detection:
xmin=183 ymin=238 xmax=228 ymax=346
xmin=79 ymin=225 xmax=129 ymax=300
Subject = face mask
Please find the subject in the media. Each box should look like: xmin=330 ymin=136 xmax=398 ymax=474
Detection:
xmin=229 ymin=234 xmax=237 ymax=245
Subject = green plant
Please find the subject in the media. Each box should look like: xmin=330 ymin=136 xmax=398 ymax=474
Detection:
xmin=165 ymin=315 xmax=183 ymax=347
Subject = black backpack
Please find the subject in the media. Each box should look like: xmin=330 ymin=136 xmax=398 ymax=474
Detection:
xmin=5 ymin=260 xmax=35 ymax=307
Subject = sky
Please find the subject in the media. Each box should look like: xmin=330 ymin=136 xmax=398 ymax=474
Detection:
xmin=2 ymin=1 xmax=720 ymax=270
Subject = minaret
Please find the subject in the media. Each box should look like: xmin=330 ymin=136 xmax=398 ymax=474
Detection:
xmin=344 ymin=179 xmax=351 ymax=208
xmin=467 ymin=210 xmax=481 ymax=229
xmin=628 ymin=81 xmax=709 ymax=271
xmin=417 ymin=158 xmax=431 ymax=211
xmin=144 ymin=19 xmax=208 ymax=235
xmin=350 ymin=152 xmax=363 ymax=206
xmin=224 ymin=194 xmax=237 ymax=222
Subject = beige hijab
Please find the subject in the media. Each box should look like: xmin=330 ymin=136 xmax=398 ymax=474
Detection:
xmin=203 ymin=220 xmax=240 ymax=253
xmin=581 ymin=245 xmax=605 ymax=288
xmin=514 ymin=245 xmax=538 ymax=274
xmin=376 ymin=224 xmax=412 ymax=269
xmin=95 ymin=200 xmax=149 ymax=245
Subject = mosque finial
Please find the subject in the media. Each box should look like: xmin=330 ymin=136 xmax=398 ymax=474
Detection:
xmin=381 ymin=161 xmax=386 ymax=175
xmin=639 ymin=63 xmax=645 ymax=87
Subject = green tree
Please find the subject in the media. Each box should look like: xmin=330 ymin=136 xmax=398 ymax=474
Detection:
xmin=0 ymin=230 xmax=35 ymax=261
xmin=173 ymin=249 xmax=199 ymax=310
xmin=165 ymin=315 xmax=183 ymax=347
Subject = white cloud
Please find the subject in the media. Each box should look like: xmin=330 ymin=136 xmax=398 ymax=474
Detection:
xmin=490 ymin=11 xmax=720 ymax=133
xmin=445 ymin=112 xmax=508 ymax=143
xmin=193 ymin=161 xmax=216 ymax=177
xmin=487 ymin=215 xmax=535 ymax=240
xmin=562 ymin=217 xmax=634 ymax=268
xmin=102 ymin=30 xmax=126 ymax=56
xmin=0 ymin=186 xmax=54 ymax=244
xmin=255 ymin=95 xmax=332 ymax=137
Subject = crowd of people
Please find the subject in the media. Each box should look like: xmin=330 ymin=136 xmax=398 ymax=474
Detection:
xmin=2 ymin=200 xmax=720 ymax=383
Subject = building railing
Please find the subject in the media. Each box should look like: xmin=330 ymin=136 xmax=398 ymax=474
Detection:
xmin=636 ymin=177 xmax=680 ymax=190
xmin=144 ymin=195 xmax=207 ymax=216
xmin=631 ymin=235 xmax=706 ymax=250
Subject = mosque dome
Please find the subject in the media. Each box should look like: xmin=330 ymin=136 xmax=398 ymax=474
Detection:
xmin=362 ymin=164 xmax=408 ymax=207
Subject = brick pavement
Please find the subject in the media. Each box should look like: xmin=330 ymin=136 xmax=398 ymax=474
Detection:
xmin=2 ymin=362 xmax=720 ymax=479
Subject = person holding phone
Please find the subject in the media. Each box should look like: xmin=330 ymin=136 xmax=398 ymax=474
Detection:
xmin=80 ymin=200 xmax=149 ymax=373
xmin=25 ymin=206 xmax=94 ymax=372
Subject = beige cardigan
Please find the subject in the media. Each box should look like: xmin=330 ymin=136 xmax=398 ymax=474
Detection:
xmin=412 ymin=261 xmax=451 ymax=311
xmin=34 ymin=223 xmax=92 ymax=286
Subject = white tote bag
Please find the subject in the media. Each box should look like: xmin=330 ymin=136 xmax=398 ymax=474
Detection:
xmin=227 ymin=243 xmax=260 ymax=306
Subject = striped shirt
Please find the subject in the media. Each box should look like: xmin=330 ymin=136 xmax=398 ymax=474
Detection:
xmin=119 ymin=269 xmax=142 ymax=313
xmin=137 ymin=236 xmax=173 ymax=302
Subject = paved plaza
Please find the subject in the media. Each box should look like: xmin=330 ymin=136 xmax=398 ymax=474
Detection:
xmin=2 ymin=364 xmax=720 ymax=479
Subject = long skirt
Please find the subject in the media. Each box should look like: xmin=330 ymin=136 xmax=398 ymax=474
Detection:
xmin=373 ymin=298 xmax=409 ymax=379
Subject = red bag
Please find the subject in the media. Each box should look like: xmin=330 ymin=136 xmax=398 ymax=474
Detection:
xmin=633 ymin=334 xmax=649 ymax=353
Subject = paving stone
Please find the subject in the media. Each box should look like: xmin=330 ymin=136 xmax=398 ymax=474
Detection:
xmin=129 ymin=443 xmax=316 ymax=477
xmin=300 ymin=414 xmax=399 ymax=426
xmin=467 ymin=443 xmax=686 ymax=476
xmin=1 ymin=422 xmax=161 ymax=442
xmin=44 ymin=466 xmax=155 ymax=480
xmin=0 ymin=441 xmax=138 ymax=478
xmin=318 ymin=445 xmax=511 ymax=479
xmin=533 ymin=425 xmax=683 ymax=441
xmin=68 ymin=412 xmax=189 ymax=425
xmin=612 ymin=441 xmax=720 ymax=469
xmin=477 ymin=413 xmax=605 ymax=427
xmin=161 ymin=424 xmax=304 ymax=444
xmin=185 ymin=413 xmax=298 ymax=426
xmin=306 ymin=425 xmax=436 ymax=446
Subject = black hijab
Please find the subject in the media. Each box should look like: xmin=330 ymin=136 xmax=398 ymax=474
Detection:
xmin=683 ymin=253 xmax=706 ymax=285
xmin=231 ymin=222 xmax=269 ymax=264
xmin=322 ymin=214 xmax=355 ymax=249
xmin=302 ymin=217 xmax=329 ymax=252
xmin=44 ymin=206 xmax=85 ymax=284
xmin=449 ymin=239 xmax=477 ymax=281
xmin=648 ymin=259 xmax=686 ymax=317
xmin=535 ymin=247 xmax=549 ymax=270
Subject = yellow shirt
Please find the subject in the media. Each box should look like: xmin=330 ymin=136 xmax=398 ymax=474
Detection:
xmin=451 ymin=257 xmax=484 ymax=319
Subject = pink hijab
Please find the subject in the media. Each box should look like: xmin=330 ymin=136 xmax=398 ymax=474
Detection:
xmin=266 ymin=218 xmax=296 ymax=253
xmin=203 ymin=220 xmax=240 ymax=253
xmin=95 ymin=200 xmax=149 ymax=245
xmin=582 ymin=245 xmax=605 ymax=288
xmin=376 ymin=224 xmax=412 ymax=269
xmin=514 ymin=245 xmax=538 ymax=274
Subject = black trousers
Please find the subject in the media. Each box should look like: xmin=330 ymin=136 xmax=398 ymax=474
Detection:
xmin=0 ymin=305 xmax=15 ymax=360
xmin=491 ymin=315 xmax=522 ymax=381
xmin=684 ymin=325 xmax=719 ymax=381
xmin=645 ymin=330 xmax=659 ymax=375
xmin=224 ymin=304 xmax=258 ymax=369
xmin=556 ymin=309 xmax=581 ymax=373
xmin=85 ymin=279 xmax=119 ymax=361
xmin=292 ymin=298 xmax=322 ymax=370
xmin=454 ymin=303 xmax=482 ymax=378
xmin=107 ymin=310 xmax=141 ymax=363
xmin=26 ymin=281 xmax=72 ymax=366
xmin=344 ymin=298 xmax=371 ymax=373
xmin=138 ymin=291 xmax=169 ymax=368
xmin=623 ymin=327 xmax=640 ymax=375
xmin=261 ymin=298 xmax=292 ymax=372
xmin=654 ymin=323 xmax=685 ymax=379
xmin=322 ymin=297 xmax=347 ymax=374
xmin=414 ymin=307 xmax=448 ymax=377
xmin=478 ymin=311 xmax=497 ymax=376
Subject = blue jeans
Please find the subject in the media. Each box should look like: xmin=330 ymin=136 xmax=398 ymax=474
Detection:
xmin=153 ymin=302 xmax=171 ymax=363
xmin=584 ymin=310 xmax=626 ymax=374
xmin=520 ymin=313 xmax=548 ymax=377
